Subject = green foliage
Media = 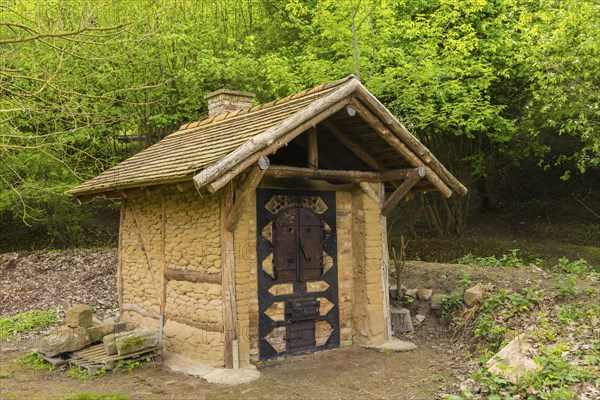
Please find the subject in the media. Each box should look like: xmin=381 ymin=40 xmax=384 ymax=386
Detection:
xmin=18 ymin=351 xmax=53 ymax=371
xmin=440 ymin=290 xmax=463 ymax=316
xmin=455 ymin=277 xmax=599 ymax=399
xmin=0 ymin=309 xmax=59 ymax=340
xmin=68 ymin=366 xmax=92 ymax=380
xmin=458 ymin=272 xmax=472 ymax=289
xmin=457 ymin=249 xmax=524 ymax=268
xmin=116 ymin=357 xmax=149 ymax=372
xmin=552 ymin=257 xmax=595 ymax=276
xmin=0 ymin=372 xmax=11 ymax=379
xmin=553 ymin=276 xmax=580 ymax=300
xmin=1 ymin=0 xmax=599 ymax=246
xmin=382 ymin=348 xmax=394 ymax=356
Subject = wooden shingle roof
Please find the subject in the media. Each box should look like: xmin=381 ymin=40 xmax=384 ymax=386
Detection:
xmin=67 ymin=77 xmax=351 ymax=198
xmin=68 ymin=75 xmax=467 ymax=200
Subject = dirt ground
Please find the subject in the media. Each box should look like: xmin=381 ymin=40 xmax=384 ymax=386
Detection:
xmin=1 ymin=251 xmax=597 ymax=399
xmin=1 ymin=336 xmax=464 ymax=400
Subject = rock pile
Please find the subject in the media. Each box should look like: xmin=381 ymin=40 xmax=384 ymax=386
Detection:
xmin=36 ymin=304 xmax=157 ymax=359
xmin=389 ymin=283 xmax=487 ymax=334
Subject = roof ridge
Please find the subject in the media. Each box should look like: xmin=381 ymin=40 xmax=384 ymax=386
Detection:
xmin=178 ymin=75 xmax=358 ymax=132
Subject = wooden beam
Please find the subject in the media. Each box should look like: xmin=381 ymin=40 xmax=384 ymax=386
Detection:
xmin=358 ymin=182 xmax=381 ymax=205
xmin=164 ymin=269 xmax=222 ymax=284
xmin=423 ymin=167 xmax=452 ymax=198
xmin=322 ymin=121 xmax=388 ymax=171
xmin=265 ymin=165 xmax=380 ymax=182
xmin=378 ymin=182 xmax=392 ymax=341
xmin=351 ymin=99 xmax=454 ymax=199
xmin=204 ymin=98 xmax=351 ymax=193
xmin=381 ymin=172 xmax=423 ymax=216
xmin=350 ymin=99 xmax=423 ymax=167
xmin=221 ymin=182 xmax=237 ymax=369
xmin=264 ymin=165 xmax=424 ymax=183
xmin=307 ymin=127 xmax=318 ymax=170
xmin=225 ymin=159 xmax=269 ymax=232
xmin=160 ymin=195 xmax=167 ymax=341
xmin=194 ymin=79 xmax=360 ymax=190
xmin=117 ymin=200 xmax=125 ymax=318
xmin=167 ymin=316 xmax=223 ymax=333
xmin=351 ymin=90 xmax=468 ymax=195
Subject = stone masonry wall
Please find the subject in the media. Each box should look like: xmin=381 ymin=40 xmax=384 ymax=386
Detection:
xmin=120 ymin=185 xmax=224 ymax=366
xmin=336 ymin=191 xmax=354 ymax=346
xmin=351 ymin=184 xmax=387 ymax=345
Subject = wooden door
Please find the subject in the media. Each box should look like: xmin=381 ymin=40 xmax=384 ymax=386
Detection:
xmin=257 ymin=189 xmax=339 ymax=360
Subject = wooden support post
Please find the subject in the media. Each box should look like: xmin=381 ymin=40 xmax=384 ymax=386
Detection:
xmin=221 ymin=182 xmax=237 ymax=369
xmin=307 ymin=127 xmax=318 ymax=170
xmin=117 ymin=200 xmax=125 ymax=318
xmin=381 ymin=169 xmax=424 ymax=217
xmin=160 ymin=195 xmax=167 ymax=346
xmin=225 ymin=157 xmax=269 ymax=232
xmin=378 ymin=182 xmax=392 ymax=341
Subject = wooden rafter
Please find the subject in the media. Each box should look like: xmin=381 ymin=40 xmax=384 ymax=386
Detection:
xmin=350 ymin=91 xmax=467 ymax=195
xmin=350 ymin=99 xmax=453 ymax=198
xmin=307 ymin=127 xmax=318 ymax=170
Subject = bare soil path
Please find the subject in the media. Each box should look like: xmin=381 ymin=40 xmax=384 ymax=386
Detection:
xmin=1 ymin=337 xmax=463 ymax=400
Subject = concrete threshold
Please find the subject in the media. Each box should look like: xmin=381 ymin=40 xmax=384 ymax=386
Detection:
xmin=363 ymin=337 xmax=418 ymax=352
xmin=163 ymin=352 xmax=261 ymax=385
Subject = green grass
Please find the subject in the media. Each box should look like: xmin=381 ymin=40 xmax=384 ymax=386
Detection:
xmin=18 ymin=351 xmax=54 ymax=371
xmin=0 ymin=309 xmax=59 ymax=340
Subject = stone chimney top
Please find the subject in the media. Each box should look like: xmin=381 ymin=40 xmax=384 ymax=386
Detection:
xmin=204 ymin=89 xmax=255 ymax=117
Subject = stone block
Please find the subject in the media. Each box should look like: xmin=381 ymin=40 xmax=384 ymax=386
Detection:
xmin=430 ymin=294 xmax=445 ymax=310
xmin=464 ymin=284 xmax=485 ymax=307
xmin=38 ymin=326 xmax=91 ymax=357
xmin=413 ymin=314 xmax=426 ymax=326
xmin=405 ymin=289 xmax=418 ymax=298
xmin=417 ymin=288 xmax=433 ymax=301
xmin=115 ymin=327 xmax=158 ymax=356
xmin=390 ymin=307 xmax=413 ymax=333
xmin=86 ymin=321 xmax=127 ymax=343
xmin=487 ymin=334 xmax=538 ymax=384
xmin=66 ymin=304 xmax=94 ymax=328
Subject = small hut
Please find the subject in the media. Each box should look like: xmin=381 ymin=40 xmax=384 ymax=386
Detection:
xmin=68 ymin=76 xmax=466 ymax=368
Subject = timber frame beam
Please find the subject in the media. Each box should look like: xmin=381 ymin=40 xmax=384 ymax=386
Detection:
xmin=349 ymin=98 xmax=453 ymax=198
xmin=224 ymin=156 xmax=270 ymax=232
xmin=381 ymin=168 xmax=425 ymax=216
xmin=263 ymin=165 xmax=424 ymax=183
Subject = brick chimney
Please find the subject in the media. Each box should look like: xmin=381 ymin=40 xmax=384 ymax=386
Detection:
xmin=204 ymin=89 xmax=255 ymax=117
